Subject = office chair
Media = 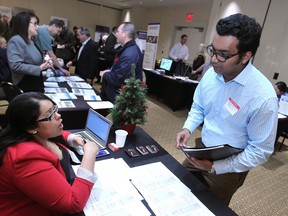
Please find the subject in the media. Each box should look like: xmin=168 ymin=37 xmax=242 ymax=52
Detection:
xmin=1 ymin=81 xmax=23 ymax=103
xmin=0 ymin=87 xmax=8 ymax=107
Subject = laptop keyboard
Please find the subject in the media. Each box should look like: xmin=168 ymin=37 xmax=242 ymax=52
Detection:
xmin=76 ymin=131 xmax=103 ymax=148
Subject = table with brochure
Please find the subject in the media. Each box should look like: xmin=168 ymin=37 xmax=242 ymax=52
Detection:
xmin=71 ymin=126 xmax=237 ymax=216
xmin=44 ymin=75 xmax=113 ymax=129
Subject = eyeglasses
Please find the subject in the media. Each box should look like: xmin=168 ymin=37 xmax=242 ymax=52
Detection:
xmin=36 ymin=105 xmax=58 ymax=122
xmin=29 ymin=21 xmax=38 ymax=26
xmin=206 ymin=45 xmax=242 ymax=62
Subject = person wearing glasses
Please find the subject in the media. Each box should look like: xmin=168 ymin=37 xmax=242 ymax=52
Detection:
xmin=176 ymin=13 xmax=278 ymax=205
xmin=0 ymin=92 xmax=99 ymax=215
xmin=7 ymin=12 xmax=53 ymax=92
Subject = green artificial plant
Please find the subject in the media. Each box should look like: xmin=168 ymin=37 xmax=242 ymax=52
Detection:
xmin=110 ymin=64 xmax=148 ymax=125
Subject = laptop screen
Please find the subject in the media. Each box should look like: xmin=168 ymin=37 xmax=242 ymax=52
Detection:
xmin=86 ymin=109 xmax=111 ymax=143
xmin=160 ymin=58 xmax=173 ymax=71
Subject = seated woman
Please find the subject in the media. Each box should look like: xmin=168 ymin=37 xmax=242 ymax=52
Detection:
xmin=0 ymin=92 xmax=99 ymax=215
xmin=274 ymin=81 xmax=288 ymax=100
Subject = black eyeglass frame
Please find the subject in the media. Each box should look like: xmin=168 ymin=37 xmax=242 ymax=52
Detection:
xmin=206 ymin=45 xmax=243 ymax=62
xmin=36 ymin=105 xmax=58 ymax=122
xmin=29 ymin=21 xmax=38 ymax=26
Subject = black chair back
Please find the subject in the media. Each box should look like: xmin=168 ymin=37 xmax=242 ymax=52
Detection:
xmin=1 ymin=82 xmax=23 ymax=103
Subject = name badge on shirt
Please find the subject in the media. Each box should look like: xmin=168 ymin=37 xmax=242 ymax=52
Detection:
xmin=224 ymin=97 xmax=240 ymax=115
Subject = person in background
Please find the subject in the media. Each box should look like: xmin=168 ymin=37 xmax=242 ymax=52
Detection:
xmin=0 ymin=35 xmax=6 ymax=48
xmin=100 ymin=22 xmax=143 ymax=103
xmin=66 ymin=26 xmax=98 ymax=84
xmin=97 ymin=33 xmax=109 ymax=83
xmin=0 ymin=92 xmax=99 ymax=215
xmin=54 ymin=20 xmax=75 ymax=65
xmin=274 ymin=81 xmax=288 ymax=99
xmin=1 ymin=15 xmax=10 ymax=41
xmin=176 ymin=13 xmax=278 ymax=205
xmin=7 ymin=12 xmax=53 ymax=92
xmin=135 ymin=31 xmax=144 ymax=54
xmin=0 ymin=36 xmax=11 ymax=101
xmin=34 ymin=19 xmax=70 ymax=76
xmin=103 ymin=26 xmax=118 ymax=69
xmin=72 ymin=26 xmax=81 ymax=55
xmin=169 ymin=34 xmax=189 ymax=76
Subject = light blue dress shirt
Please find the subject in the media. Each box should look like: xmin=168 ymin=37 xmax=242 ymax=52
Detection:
xmin=183 ymin=62 xmax=278 ymax=174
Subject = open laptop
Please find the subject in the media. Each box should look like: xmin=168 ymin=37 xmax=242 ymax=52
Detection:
xmin=74 ymin=109 xmax=112 ymax=149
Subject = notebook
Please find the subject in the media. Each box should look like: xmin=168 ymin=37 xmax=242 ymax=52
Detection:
xmin=74 ymin=109 xmax=112 ymax=149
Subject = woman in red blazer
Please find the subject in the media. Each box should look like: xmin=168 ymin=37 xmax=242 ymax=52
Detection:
xmin=0 ymin=92 xmax=99 ymax=216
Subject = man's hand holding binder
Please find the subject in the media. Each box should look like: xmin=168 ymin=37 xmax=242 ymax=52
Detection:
xmin=176 ymin=128 xmax=215 ymax=172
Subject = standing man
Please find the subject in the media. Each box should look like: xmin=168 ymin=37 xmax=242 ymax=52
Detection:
xmin=103 ymin=26 xmax=118 ymax=69
xmin=54 ymin=20 xmax=75 ymax=65
xmin=66 ymin=26 xmax=98 ymax=84
xmin=176 ymin=13 xmax=278 ymax=205
xmin=169 ymin=34 xmax=189 ymax=76
xmin=34 ymin=19 xmax=70 ymax=76
xmin=100 ymin=22 xmax=143 ymax=103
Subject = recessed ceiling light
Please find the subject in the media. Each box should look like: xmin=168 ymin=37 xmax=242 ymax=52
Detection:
xmin=139 ymin=1 xmax=143 ymax=4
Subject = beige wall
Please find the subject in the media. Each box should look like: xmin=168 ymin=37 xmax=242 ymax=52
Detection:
xmin=145 ymin=3 xmax=213 ymax=61
xmin=0 ymin=0 xmax=122 ymax=39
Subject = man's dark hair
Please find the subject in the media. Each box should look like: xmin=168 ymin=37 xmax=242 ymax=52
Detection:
xmin=216 ymin=13 xmax=262 ymax=56
xmin=275 ymin=81 xmax=288 ymax=93
xmin=181 ymin=34 xmax=188 ymax=39
xmin=49 ymin=19 xmax=64 ymax=29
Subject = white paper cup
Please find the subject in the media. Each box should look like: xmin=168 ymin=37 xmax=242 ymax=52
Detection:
xmin=115 ymin=129 xmax=128 ymax=148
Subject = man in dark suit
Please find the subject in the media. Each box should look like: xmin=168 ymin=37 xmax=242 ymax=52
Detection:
xmin=103 ymin=26 xmax=118 ymax=69
xmin=66 ymin=26 xmax=98 ymax=84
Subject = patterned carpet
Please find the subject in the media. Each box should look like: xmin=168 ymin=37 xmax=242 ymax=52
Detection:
xmin=139 ymin=95 xmax=288 ymax=216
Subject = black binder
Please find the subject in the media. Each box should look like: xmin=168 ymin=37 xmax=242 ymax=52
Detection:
xmin=180 ymin=144 xmax=243 ymax=161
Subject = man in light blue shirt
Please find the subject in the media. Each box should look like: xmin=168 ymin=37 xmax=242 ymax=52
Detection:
xmin=176 ymin=13 xmax=278 ymax=205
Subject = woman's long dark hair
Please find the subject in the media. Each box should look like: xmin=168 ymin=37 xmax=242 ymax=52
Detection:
xmin=0 ymin=92 xmax=56 ymax=165
xmin=10 ymin=11 xmax=39 ymax=44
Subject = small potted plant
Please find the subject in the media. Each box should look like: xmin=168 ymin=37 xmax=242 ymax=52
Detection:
xmin=110 ymin=64 xmax=148 ymax=135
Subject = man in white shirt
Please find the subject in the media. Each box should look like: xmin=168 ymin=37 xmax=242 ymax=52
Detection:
xmin=169 ymin=34 xmax=189 ymax=76
xmin=135 ymin=31 xmax=145 ymax=54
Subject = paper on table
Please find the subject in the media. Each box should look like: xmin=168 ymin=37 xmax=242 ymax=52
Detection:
xmin=72 ymin=158 xmax=150 ymax=216
xmin=67 ymin=81 xmax=92 ymax=89
xmin=46 ymin=77 xmax=66 ymax=82
xmin=87 ymin=101 xmax=113 ymax=109
xmin=65 ymin=76 xmax=85 ymax=82
xmin=57 ymin=100 xmax=75 ymax=108
xmin=278 ymin=113 xmax=287 ymax=119
xmin=44 ymin=87 xmax=69 ymax=94
xmin=56 ymin=92 xmax=77 ymax=100
xmin=130 ymin=162 xmax=215 ymax=216
xmin=44 ymin=82 xmax=59 ymax=87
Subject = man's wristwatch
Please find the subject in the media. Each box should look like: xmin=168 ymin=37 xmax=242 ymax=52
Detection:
xmin=208 ymin=164 xmax=216 ymax=174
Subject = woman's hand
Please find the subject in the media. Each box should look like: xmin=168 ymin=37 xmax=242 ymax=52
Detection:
xmin=82 ymin=140 xmax=99 ymax=156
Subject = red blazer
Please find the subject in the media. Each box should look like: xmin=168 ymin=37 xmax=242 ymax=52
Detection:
xmin=0 ymin=131 xmax=94 ymax=216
